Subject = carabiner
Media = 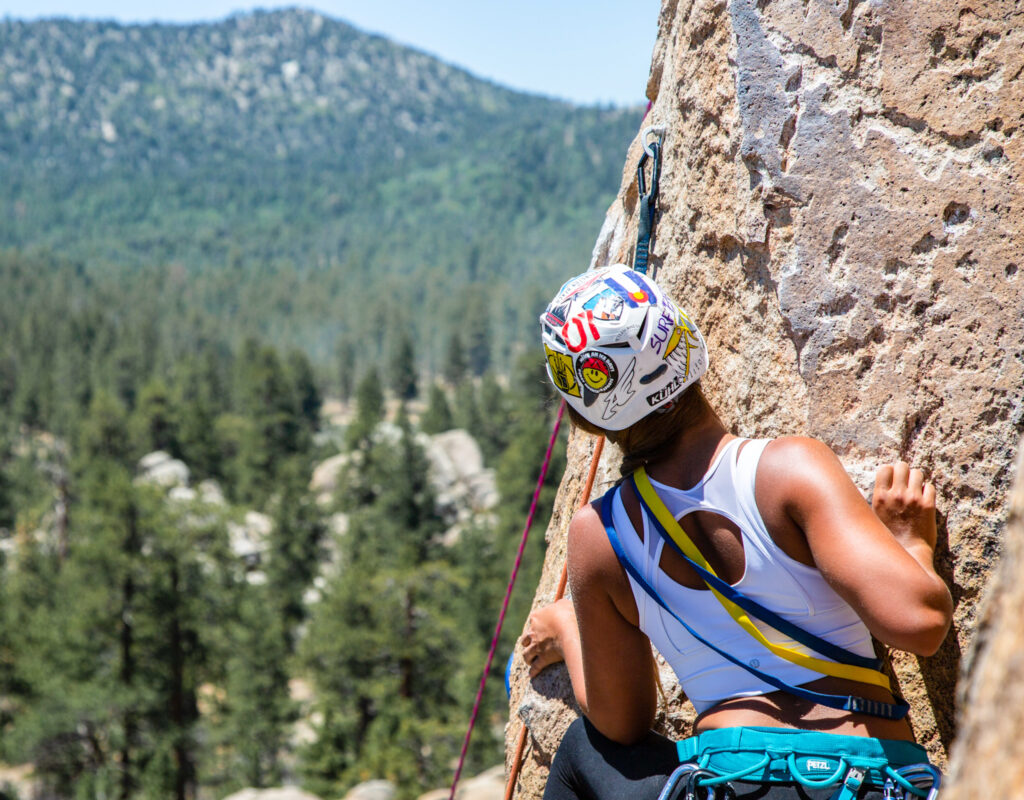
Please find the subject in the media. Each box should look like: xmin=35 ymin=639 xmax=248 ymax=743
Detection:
xmin=890 ymin=764 xmax=941 ymax=800
xmin=637 ymin=141 xmax=662 ymax=207
xmin=658 ymin=764 xmax=701 ymax=800
xmin=683 ymin=768 xmax=719 ymax=800
xmin=642 ymin=125 xmax=666 ymax=158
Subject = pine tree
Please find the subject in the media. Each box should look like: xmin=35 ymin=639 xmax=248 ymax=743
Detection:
xmin=301 ymin=405 xmax=471 ymax=797
xmin=345 ymin=369 xmax=385 ymax=452
xmin=233 ymin=342 xmax=306 ymax=505
xmin=473 ymin=372 xmax=511 ymax=463
xmin=335 ymin=338 xmax=357 ymax=401
xmin=217 ymin=586 xmax=293 ymax=791
xmin=442 ymin=333 xmax=467 ymax=385
xmin=172 ymin=358 xmax=223 ymax=480
xmin=462 ymin=286 xmax=491 ymax=376
xmin=132 ymin=377 xmax=180 ymax=457
xmin=419 ymin=383 xmax=453 ymax=435
xmin=265 ymin=462 xmax=326 ymax=642
xmin=78 ymin=388 xmax=133 ymax=466
xmin=453 ymin=380 xmax=483 ymax=441
xmin=389 ymin=331 xmax=418 ymax=401
xmin=287 ymin=349 xmax=322 ymax=432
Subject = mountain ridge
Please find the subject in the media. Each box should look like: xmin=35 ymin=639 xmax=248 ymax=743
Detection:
xmin=0 ymin=9 xmax=642 ymax=369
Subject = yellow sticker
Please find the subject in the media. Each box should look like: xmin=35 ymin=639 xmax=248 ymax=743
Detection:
xmin=663 ymin=325 xmax=683 ymax=359
xmin=545 ymin=345 xmax=581 ymax=397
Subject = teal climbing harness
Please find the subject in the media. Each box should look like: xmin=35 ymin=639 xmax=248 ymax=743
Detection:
xmin=634 ymin=125 xmax=665 ymax=276
xmin=657 ymin=728 xmax=940 ymax=800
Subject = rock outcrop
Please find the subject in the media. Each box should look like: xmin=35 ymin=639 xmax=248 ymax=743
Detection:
xmin=342 ymin=780 xmax=397 ymax=800
xmin=309 ymin=427 xmax=498 ymax=544
xmin=419 ymin=765 xmax=504 ymax=800
xmin=136 ymin=450 xmax=190 ymax=489
xmin=425 ymin=429 xmax=499 ymax=544
xmin=507 ymin=1 xmax=1024 ymax=797
xmin=941 ymin=437 xmax=1024 ymax=798
xmin=223 ymin=788 xmax=322 ymax=800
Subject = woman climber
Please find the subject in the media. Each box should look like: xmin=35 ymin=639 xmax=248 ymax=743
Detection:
xmin=524 ymin=263 xmax=952 ymax=800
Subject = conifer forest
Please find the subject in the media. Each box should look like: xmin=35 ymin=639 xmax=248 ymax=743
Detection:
xmin=0 ymin=10 xmax=638 ymax=800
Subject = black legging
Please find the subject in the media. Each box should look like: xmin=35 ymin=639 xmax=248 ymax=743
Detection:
xmin=543 ymin=718 xmax=890 ymax=800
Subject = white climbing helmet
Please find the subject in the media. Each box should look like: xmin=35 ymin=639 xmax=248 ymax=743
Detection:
xmin=539 ymin=264 xmax=708 ymax=431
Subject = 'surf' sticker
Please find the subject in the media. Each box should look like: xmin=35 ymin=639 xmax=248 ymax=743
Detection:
xmin=545 ymin=345 xmax=581 ymax=397
xmin=576 ymin=350 xmax=618 ymax=394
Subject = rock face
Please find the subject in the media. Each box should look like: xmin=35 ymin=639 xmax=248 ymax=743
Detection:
xmin=136 ymin=450 xmax=190 ymax=488
xmin=942 ymin=437 xmax=1024 ymax=798
xmin=507 ymin=1 xmax=1024 ymax=797
xmin=223 ymin=788 xmax=322 ymax=800
xmin=419 ymin=765 xmax=504 ymax=800
xmin=311 ymin=428 xmax=498 ymax=544
xmin=425 ymin=429 xmax=499 ymax=544
xmin=341 ymin=780 xmax=397 ymax=800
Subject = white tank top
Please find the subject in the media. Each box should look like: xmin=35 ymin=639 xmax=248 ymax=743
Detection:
xmin=611 ymin=438 xmax=876 ymax=714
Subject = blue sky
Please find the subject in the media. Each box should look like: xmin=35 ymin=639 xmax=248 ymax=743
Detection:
xmin=0 ymin=1 xmax=663 ymax=105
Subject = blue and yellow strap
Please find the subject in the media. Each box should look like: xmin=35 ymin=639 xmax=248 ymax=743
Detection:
xmin=632 ymin=467 xmax=893 ymax=690
xmin=600 ymin=481 xmax=909 ymax=720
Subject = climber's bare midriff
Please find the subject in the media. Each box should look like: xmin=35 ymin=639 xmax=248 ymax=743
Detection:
xmin=696 ymin=675 xmax=914 ymax=740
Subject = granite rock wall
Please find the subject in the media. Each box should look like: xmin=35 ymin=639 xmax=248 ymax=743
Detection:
xmin=942 ymin=437 xmax=1024 ymax=799
xmin=506 ymin=1 xmax=1024 ymax=797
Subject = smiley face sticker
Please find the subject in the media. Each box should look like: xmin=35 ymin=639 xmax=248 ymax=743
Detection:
xmin=576 ymin=351 xmax=619 ymax=394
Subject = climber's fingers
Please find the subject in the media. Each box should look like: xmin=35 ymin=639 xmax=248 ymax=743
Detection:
xmin=908 ymin=467 xmax=924 ymax=494
xmin=891 ymin=460 xmax=910 ymax=489
xmin=874 ymin=463 xmax=894 ymax=491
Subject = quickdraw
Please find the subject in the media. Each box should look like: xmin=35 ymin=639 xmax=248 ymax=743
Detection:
xmin=634 ymin=125 xmax=665 ymax=276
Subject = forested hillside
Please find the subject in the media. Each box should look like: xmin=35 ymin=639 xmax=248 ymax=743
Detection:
xmin=0 ymin=9 xmax=639 ymax=368
xmin=0 ymin=9 xmax=621 ymax=799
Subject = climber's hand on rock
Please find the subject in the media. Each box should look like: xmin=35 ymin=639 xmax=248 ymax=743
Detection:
xmin=521 ymin=598 xmax=575 ymax=679
xmin=872 ymin=461 xmax=937 ymax=553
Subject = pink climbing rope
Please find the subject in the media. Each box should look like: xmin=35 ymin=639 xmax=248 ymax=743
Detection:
xmin=448 ymin=401 xmax=566 ymax=800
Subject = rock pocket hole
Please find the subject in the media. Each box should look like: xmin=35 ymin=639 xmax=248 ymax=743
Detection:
xmin=943 ymin=202 xmax=971 ymax=228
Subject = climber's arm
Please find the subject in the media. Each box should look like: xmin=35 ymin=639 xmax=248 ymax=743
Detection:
xmin=561 ymin=502 xmax=657 ymax=745
xmin=757 ymin=437 xmax=952 ymax=656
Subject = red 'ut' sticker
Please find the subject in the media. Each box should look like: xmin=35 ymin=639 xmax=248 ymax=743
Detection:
xmin=561 ymin=310 xmax=600 ymax=353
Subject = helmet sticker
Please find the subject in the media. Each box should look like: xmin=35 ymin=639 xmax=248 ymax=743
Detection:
xmin=576 ymin=351 xmax=618 ymax=393
xmin=582 ymin=289 xmax=625 ymax=321
xmin=649 ymin=309 xmax=676 ymax=356
xmin=545 ymin=345 xmax=581 ymax=398
xmin=646 ymin=373 xmax=687 ymax=406
xmin=619 ymin=270 xmax=657 ymax=302
xmin=666 ymin=322 xmax=702 ymax=379
xmin=544 ymin=300 xmax=571 ymax=327
xmin=555 ymin=272 xmax=602 ymax=303
xmin=561 ymin=310 xmax=600 ymax=353
xmin=600 ymin=357 xmax=637 ymax=422
xmin=599 ymin=276 xmax=643 ymax=308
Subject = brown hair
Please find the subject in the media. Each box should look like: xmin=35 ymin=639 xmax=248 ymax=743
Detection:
xmin=566 ymin=382 xmax=711 ymax=476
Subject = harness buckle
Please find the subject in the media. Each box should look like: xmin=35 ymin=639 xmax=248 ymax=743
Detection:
xmin=831 ymin=766 xmax=865 ymax=800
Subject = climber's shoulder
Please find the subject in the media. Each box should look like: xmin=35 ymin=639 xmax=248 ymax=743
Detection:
xmin=566 ymin=495 xmax=638 ymax=624
xmin=567 ymin=500 xmax=620 ymax=582
xmin=757 ymin=435 xmax=861 ymax=513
